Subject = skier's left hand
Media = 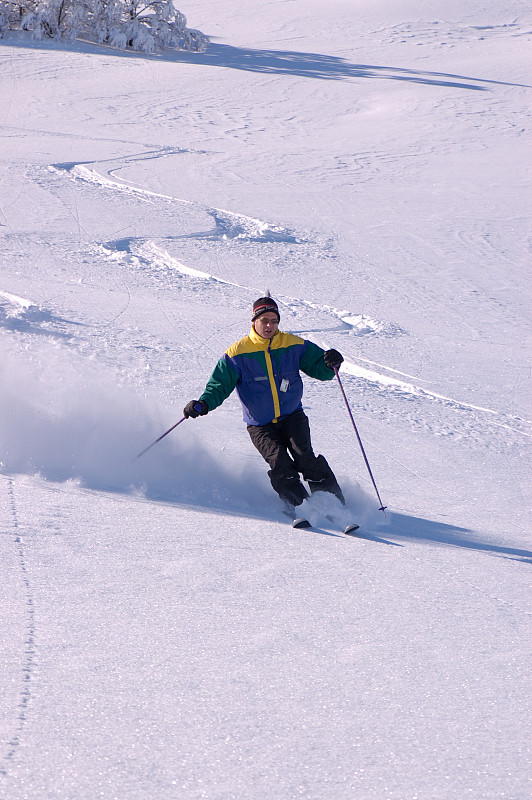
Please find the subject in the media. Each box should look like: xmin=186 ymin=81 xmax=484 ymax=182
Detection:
xmin=324 ymin=349 xmax=343 ymax=369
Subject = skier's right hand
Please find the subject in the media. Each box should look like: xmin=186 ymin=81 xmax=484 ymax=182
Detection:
xmin=184 ymin=400 xmax=209 ymax=419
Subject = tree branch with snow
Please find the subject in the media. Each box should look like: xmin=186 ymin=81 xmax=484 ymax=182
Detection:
xmin=0 ymin=0 xmax=209 ymax=53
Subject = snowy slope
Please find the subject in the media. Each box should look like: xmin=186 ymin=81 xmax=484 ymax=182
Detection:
xmin=1 ymin=1 xmax=531 ymax=798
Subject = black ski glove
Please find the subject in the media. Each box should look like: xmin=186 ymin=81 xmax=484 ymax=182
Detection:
xmin=183 ymin=400 xmax=209 ymax=419
xmin=324 ymin=349 xmax=343 ymax=370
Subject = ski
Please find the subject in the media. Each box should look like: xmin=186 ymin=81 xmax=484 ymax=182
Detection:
xmin=291 ymin=517 xmax=360 ymax=535
xmin=343 ymin=523 xmax=360 ymax=535
xmin=292 ymin=517 xmax=312 ymax=529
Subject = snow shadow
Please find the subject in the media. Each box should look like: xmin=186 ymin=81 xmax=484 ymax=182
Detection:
xmin=372 ymin=511 xmax=532 ymax=562
xmin=0 ymin=299 xmax=81 ymax=340
xmin=171 ymin=43 xmax=496 ymax=90
xmin=5 ymin=34 xmax=528 ymax=90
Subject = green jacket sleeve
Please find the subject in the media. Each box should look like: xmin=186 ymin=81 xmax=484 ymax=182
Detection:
xmin=199 ymin=356 xmax=240 ymax=412
xmin=299 ymin=341 xmax=335 ymax=381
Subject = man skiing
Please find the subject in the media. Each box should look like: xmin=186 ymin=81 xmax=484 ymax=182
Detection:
xmin=184 ymin=294 xmax=345 ymax=513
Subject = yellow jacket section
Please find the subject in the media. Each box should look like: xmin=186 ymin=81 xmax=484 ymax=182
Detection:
xmin=225 ymin=327 xmax=305 ymax=357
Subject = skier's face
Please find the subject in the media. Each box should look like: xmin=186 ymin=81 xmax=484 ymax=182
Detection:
xmin=254 ymin=313 xmax=279 ymax=339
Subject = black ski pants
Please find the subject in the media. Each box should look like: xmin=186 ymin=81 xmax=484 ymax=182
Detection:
xmin=247 ymin=409 xmax=344 ymax=507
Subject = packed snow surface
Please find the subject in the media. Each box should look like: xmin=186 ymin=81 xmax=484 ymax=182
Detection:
xmin=1 ymin=1 xmax=531 ymax=798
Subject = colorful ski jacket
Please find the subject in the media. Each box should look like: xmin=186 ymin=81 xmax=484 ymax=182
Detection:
xmin=199 ymin=326 xmax=334 ymax=426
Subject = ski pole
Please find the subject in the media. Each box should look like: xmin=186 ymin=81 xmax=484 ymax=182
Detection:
xmin=334 ymin=366 xmax=387 ymax=514
xmin=133 ymin=402 xmax=206 ymax=461
xmin=133 ymin=414 xmax=192 ymax=461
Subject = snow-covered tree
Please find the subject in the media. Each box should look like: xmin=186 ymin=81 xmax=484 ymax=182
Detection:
xmin=0 ymin=0 xmax=208 ymax=53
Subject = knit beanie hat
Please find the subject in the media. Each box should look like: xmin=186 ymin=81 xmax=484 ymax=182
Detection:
xmin=251 ymin=294 xmax=280 ymax=322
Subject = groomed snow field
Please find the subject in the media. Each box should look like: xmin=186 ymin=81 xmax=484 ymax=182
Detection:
xmin=1 ymin=1 xmax=531 ymax=798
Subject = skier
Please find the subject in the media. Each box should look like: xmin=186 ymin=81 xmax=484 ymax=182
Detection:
xmin=184 ymin=294 xmax=345 ymax=513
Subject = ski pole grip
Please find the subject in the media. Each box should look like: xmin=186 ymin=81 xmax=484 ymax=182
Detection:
xmin=194 ymin=402 xmax=204 ymax=413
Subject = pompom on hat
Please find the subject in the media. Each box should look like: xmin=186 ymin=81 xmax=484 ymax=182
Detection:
xmin=251 ymin=293 xmax=280 ymax=322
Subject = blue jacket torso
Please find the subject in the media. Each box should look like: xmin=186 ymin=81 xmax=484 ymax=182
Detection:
xmin=199 ymin=327 xmax=334 ymax=426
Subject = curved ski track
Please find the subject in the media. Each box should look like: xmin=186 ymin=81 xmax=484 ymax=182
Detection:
xmin=2 ymin=149 xmax=530 ymax=459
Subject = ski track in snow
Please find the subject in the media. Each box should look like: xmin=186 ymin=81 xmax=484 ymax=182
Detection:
xmin=3 ymin=278 xmax=530 ymax=461
xmin=2 ymin=153 xmax=530 ymax=459
xmin=0 ymin=290 xmax=79 ymax=340
xmin=50 ymin=160 xmax=303 ymax=244
xmin=0 ymin=477 xmax=37 ymax=783
xmin=0 ymin=157 xmax=530 ymax=495
xmin=373 ymin=19 xmax=530 ymax=49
